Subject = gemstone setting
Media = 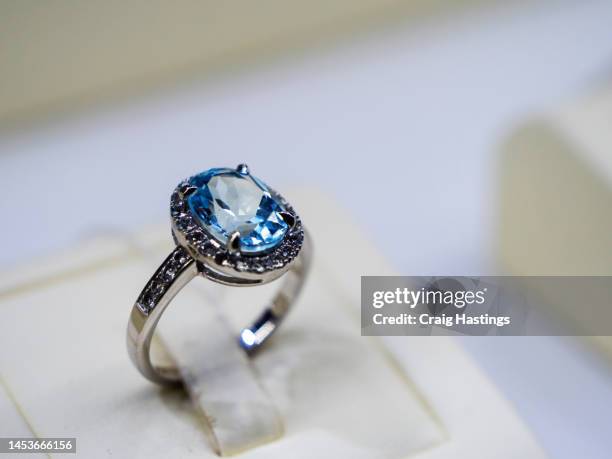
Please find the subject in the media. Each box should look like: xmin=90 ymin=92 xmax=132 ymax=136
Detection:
xmin=185 ymin=167 xmax=288 ymax=254
xmin=170 ymin=165 xmax=303 ymax=279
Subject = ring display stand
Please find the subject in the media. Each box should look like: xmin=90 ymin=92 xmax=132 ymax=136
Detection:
xmin=160 ymin=289 xmax=284 ymax=456
xmin=0 ymin=189 xmax=546 ymax=458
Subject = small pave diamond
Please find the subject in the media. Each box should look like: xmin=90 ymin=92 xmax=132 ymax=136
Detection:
xmin=186 ymin=168 xmax=288 ymax=254
xmin=136 ymin=246 xmax=192 ymax=315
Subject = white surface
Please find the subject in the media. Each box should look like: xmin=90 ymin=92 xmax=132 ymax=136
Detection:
xmin=1 ymin=0 xmax=612 ymax=457
xmin=499 ymin=85 xmax=612 ymax=278
xmin=0 ymin=189 xmax=546 ymax=458
xmin=555 ymin=87 xmax=612 ymax=185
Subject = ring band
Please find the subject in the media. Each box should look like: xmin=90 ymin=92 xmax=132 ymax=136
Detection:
xmin=127 ymin=164 xmax=312 ymax=385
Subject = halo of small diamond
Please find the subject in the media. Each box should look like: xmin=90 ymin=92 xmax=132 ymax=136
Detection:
xmin=170 ymin=177 xmax=304 ymax=276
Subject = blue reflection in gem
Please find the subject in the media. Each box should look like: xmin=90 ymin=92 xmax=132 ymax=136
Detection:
xmin=186 ymin=168 xmax=288 ymax=253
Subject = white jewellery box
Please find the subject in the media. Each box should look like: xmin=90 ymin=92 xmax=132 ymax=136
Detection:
xmin=0 ymin=189 xmax=545 ymax=458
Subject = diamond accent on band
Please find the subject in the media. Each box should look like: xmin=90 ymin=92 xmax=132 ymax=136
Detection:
xmin=170 ymin=169 xmax=304 ymax=275
xmin=186 ymin=168 xmax=288 ymax=254
xmin=136 ymin=246 xmax=193 ymax=315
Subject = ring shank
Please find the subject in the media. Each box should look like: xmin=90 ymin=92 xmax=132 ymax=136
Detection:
xmin=127 ymin=231 xmax=312 ymax=386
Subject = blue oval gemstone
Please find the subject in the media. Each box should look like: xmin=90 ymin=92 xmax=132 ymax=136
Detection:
xmin=186 ymin=168 xmax=288 ymax=254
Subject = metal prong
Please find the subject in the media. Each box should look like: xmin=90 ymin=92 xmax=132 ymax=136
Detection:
xmin=228 ymin=231 xmax=242 ymax=254
xmin=279 ymin=211 xmax=296 ymax=229
xmin=236 ymin=163 xmax=250 ymax=175
xmin=178 ymin=185 xmax=197 ymax=199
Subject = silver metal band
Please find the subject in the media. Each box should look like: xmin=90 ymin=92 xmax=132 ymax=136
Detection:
xmin=127 ymin=230 xmax=312 ymax=386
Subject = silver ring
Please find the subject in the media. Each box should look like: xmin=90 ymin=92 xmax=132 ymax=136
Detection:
xmin=127 ymin=164 xmax=312 ymax=385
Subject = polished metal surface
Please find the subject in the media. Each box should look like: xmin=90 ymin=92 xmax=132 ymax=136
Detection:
xmin=127 ymin=232 xmax=312 ymax=385
xmin=127 ymin=164 xmax=312 ymax=386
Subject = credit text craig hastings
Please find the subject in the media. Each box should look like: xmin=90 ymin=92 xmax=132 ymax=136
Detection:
xmin=371 ymin=287 xmax=511 ymax=328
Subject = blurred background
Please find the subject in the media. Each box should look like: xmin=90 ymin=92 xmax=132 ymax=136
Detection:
xmin=2 ymin=0 xmax=612 ymax=457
